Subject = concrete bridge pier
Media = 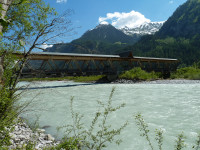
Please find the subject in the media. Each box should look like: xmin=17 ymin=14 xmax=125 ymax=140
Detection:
xmin=106 ymin=74 xmax=118 ymax=81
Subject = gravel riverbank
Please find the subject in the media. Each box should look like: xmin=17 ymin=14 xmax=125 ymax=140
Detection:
xmin=111 ymin=79 xmax=200 ymax=84
xmin=4 ymin=118 xmax=59 ymax=150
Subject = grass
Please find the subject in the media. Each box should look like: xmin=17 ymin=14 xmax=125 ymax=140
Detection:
xmin=19 ymin=75 xmax=106 ymax=82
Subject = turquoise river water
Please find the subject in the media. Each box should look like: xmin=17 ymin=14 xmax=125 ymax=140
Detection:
xmin=18 ymin=81 xmax=200 ymax=150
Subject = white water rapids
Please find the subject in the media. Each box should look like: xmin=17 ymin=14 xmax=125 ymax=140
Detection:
xmin=18 ymin=81 xmax=200 ymax=150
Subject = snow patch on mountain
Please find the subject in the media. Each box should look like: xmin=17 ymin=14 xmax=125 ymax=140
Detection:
xmin=120 ymin=21 xmax=165 ymax=36
xmin=90 ymin=21 xmax=164 ymax=37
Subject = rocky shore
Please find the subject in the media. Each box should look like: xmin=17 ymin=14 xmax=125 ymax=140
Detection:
xmin=111 ymin=79 xmax=200 ymax=84
xmin=4 ymin=119 xmax=59 ymax=149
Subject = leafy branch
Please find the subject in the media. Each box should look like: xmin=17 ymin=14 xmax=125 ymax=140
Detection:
xmin=57 ymin=87 xmax=128 ymax=150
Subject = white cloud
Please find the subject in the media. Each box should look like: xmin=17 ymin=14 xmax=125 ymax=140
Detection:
xmin=169 ymin=0 xmax=174 ymax=4
xmin=56 ymin=0 xmax=67 ymax=3
xmin=98 ymin=10 xmax=151 ymax=29
xmin=41 ymin=43 xmax=53 ymax=50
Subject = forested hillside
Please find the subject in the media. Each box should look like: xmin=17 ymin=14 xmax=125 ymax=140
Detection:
xmin=47 ymin=24 xmax=139 ymax=54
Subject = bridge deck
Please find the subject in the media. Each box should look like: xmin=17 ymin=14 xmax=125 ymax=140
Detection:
xmin=14 ymin=52 xmax=178 ymax=63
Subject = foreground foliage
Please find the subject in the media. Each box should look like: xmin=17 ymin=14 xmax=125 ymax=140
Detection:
xmin=0 ymin=0 xmax=62 ymax=147
xmin=0 ymin=52 xmax=21 ymax=147
xmin=135 ymin=113 xmax=200 ymax=150
xmin=56 ymin=87 xmax=128 ymax=150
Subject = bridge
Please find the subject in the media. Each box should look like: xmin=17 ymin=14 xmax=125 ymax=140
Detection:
xmin=12 ymin=51 xmax=178 ymax=78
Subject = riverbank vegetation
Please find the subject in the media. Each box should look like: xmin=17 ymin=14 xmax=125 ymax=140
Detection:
xmin=119 ymin=64 xmax=200 ymax=81
xmin=171 ymin=67 xmax=200 ymax=79
xmin=19 ymin=65 xmax=200 ymax=83
xmin=19 ymin=75 xmax=105 ymax=82
xmin=171 ymin=64 xmax=200 ymax=80
xmin=119 ymin=67 xmax=161 ymax=80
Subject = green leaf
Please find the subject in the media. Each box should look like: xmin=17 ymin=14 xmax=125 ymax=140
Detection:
xmin=21 ymin=0 xmax=30 ymax=4
xmin=19 ymin=39 xmax=25 ymax=46
xmin=0 ymin=18 xmax=9 ymax=27
xmin=0 ymin=4 xmax=6 ymax=12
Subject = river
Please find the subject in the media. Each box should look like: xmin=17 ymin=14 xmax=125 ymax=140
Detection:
xmin=18 ymin=80 xmax=200 ymax=150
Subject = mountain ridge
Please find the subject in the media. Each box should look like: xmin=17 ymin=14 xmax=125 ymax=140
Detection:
xmin=46 ymin=22 xmax=163 ymax=54
xmin=156 ymin=0 xmax=200 ymax=38
xmin=78 ymin=24 xmax=137 ymax=44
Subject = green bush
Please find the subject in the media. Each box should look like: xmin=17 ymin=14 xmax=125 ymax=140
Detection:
xmin=54 ymin=137 xmax=81 ymax=150
xmin=119 ymin=67 xmax=160 ymax=80
xmin=171 ymin=67 xmax=200 ymax=79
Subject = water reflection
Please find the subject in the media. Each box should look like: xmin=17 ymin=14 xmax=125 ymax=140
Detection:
xmin=19 ymin=83 xmax=96 ymax=90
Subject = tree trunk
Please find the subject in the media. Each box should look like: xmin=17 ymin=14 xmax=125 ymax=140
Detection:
xmin=0 ymin=56 xmax=4 ymax=84
xmin=0 ymin=0 xmax=13 ymax=33
xmin=0 ymin=0 xmax=13 ymax=83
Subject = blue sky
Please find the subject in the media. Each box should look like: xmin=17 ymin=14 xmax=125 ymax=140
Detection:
xmin=45 ymin=0 xmax=187 ymax=43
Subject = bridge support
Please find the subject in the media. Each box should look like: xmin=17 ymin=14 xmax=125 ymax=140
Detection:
xmin=162 ymin=71 xmax=171 ymax=79
xmin=106 ymin=74 xmax=118 ymax=81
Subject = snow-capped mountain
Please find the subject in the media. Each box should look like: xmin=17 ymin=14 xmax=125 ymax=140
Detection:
xmin=120 ymin=21 xmax=165 ymax=36
xmin=80 ymin=24 xmax=137 ymax=44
